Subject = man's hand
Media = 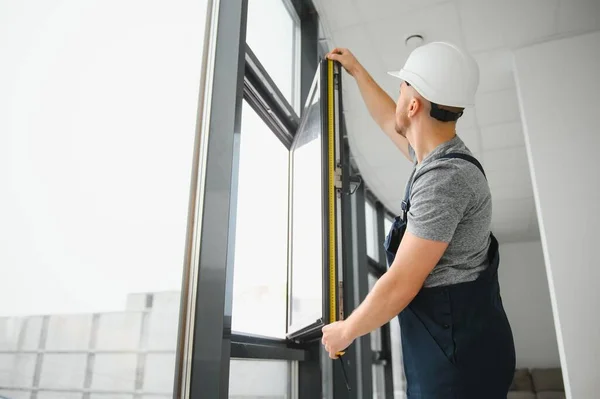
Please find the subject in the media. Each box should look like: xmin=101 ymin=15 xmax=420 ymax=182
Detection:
xmin=321 ymin=320 xmax=355 ymax=359
xmin=326 ymin=48 xmax=363 ymax=77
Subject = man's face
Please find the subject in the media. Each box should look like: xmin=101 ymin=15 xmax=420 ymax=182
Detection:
xmin=394 ymin=81 xmax=412 ymax=137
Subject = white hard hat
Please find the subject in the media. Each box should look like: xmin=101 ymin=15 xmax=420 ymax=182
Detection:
xmin=388 ymin=41 xmax=479 ymax=108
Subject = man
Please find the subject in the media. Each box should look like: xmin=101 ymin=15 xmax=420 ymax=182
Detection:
xmin=321 ymin=42 xmax=516 ymax=398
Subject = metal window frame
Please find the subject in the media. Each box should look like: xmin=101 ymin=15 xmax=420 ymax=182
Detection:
xmin=230 ymin=333 xmax=308 ymax=361
xmin=368 ymin=256 xmax=387 ymax=278
xmin=290 ymin=0 xmax=320 ymax=112
xmin=173 ymin=0 xmax=248 ymax=397
xmin=374 ymin=202 xmax=387 ymax=270
xmin=245 ymin=0 xmax=302 ymax=120
xmin=285 ymin=59 xmax=333 ymax=341
xmin=375 ymin=202 xmax=395 ymax=399
xmin=344 ymin=162 xmax=375 ymax=399
xmin=365 ymin=189 xmax=396 ymax=222
xmin=360 ymin=181 xmax=398 ymax=399
xmin=244 ymin=45 xmax=300 ymax=149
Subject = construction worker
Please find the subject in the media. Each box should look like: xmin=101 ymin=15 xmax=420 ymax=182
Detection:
xmin=321 ymin=42 xmax=516 ymax=398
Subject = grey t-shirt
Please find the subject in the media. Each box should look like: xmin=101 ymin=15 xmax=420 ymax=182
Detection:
xmin=405 ymin=135 xmax=491 ymax=287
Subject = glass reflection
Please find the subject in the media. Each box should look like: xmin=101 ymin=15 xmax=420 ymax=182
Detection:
xmin=288 ymin=72 xmax=324 ymax=333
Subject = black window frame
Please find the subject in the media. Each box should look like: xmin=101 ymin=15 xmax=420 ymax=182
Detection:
xmin=230 ymin=0 xmax=320 ymax=355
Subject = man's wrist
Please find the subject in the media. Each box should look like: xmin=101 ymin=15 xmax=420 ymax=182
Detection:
xmin=352 ymin=64 xmax=367 ymax=80
xmin=343 ymin=317 xmax=361 ymax=341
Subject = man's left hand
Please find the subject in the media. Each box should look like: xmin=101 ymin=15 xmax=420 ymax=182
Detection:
xmin=321 ymin=321 xmax=354 ymax=359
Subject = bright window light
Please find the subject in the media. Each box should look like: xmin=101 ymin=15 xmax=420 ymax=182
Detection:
xmin=365 ymin=201 xmax=378 ymax=260
xmin=0 ymin=1 xmax=208 ymax=396
xmin=246 ymin=0 xmax=300 ymax=110
xmin=384 ymin=217 xmax=393 ymax=237
xmin=231 ymin=101 xmax=290 ymax=338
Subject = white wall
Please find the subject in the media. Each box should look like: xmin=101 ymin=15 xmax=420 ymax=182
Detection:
xmin=514 ymin=30 xmax=600 ymax=399
xmin=498 ymin=241 xmax=559 ymax=368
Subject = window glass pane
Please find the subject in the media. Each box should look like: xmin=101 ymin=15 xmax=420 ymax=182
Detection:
xmin=365 ymin=202 xmax=377 ymax=260
xmin=246 ymin=0 xmax=298 ymax=109
xmin=0 ymin=1 xmax=208 ymax=398
xmin=232 ymin=101 xmax=289 ymax=338
xmin=390 ymin=316 xmax=407 ymax=398
xmin=229 ymin=359 xmax=292 ymax=398
xmin=288 ymin=76 xmax=323 ymax=334
xmin=372 ymin=364 xmax=386 ymax=399
xmin=384 ymin=217 xmax=393 ymax=236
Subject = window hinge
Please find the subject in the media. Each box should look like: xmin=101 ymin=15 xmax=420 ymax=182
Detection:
xmin=333 ymin=66 xmax=340 ymax=89
xmin=334 ymin=164 xmax=363 ymax=196
xmin=334 ymin=166 xmax=343 ymax=190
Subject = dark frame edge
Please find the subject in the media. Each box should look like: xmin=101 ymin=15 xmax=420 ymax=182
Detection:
xmin=175 ymin=0 xmax=249 ymax=398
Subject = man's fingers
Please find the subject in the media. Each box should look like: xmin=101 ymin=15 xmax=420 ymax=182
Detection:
xmin=327 ymin=48 xmax=348 ymax=59
xmin=327 ymin=52 xmax=344 ymax=61
xmin=322 ymin=336 xmax=338 ymax=359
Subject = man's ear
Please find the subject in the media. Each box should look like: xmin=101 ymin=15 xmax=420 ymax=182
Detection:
xmin=408 ymin=97 xmax=422 ymax=117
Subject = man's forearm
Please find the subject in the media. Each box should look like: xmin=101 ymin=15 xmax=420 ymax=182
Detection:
xmin=343 ymin=267 xmax=419 ymax=340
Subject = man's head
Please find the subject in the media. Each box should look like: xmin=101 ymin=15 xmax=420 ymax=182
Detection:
xmin=393 ymin=81 xmax=465 ymax=137
xmin=389 ymin=42 xmax=479 ymax=138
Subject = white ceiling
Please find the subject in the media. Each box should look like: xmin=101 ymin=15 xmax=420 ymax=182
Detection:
xmin=314 ymin=0 xmax=600 ymax=243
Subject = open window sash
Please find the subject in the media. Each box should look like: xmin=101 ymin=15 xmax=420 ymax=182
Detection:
xmin=286 ymin=59 xmax=344 ymax=342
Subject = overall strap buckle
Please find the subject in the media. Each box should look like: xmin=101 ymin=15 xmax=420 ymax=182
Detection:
xmin=401 ymin=200 xmax=409 ymax=221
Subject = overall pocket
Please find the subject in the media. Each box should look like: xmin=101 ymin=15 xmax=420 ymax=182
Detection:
xmin=406 ymin=289 xmax=457 ymax=368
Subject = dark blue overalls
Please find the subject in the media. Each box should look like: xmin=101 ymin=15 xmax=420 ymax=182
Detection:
xmin=384 ymin=153 xmax=516 ymax=399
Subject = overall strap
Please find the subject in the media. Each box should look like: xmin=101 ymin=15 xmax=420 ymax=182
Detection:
xmin=400 ymin=152 xmax=486 ymax=221
xmin=439 ymin=152 xmax=487 ymax=179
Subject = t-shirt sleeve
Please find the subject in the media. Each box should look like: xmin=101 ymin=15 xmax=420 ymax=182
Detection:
xmin=407 ymin=165 xmax=472 ymax=243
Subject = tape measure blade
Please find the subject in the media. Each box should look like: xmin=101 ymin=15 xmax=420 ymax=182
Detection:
xmin=327 ymin=59 xmax=336 ymax=324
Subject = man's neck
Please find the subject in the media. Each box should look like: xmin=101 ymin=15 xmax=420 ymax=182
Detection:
xmin=407 ymin=125 xmax=457 ymax=164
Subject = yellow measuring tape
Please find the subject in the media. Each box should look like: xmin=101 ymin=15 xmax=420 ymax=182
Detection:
xmin=327 ymin=59 xmax=337 ymax=325
xmin=327 ymin=61 xmax=349 ymax=389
